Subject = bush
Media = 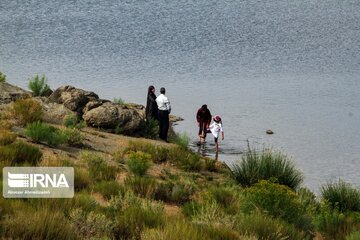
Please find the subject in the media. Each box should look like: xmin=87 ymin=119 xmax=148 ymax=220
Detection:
xmin=321 ymin=180 xmax=360 ymax=213
xmin=235 ymin=213 xmax=311 ymax=240
xmin=63 ymin=114 xmax=85 ymax=129
xmin=0 ymin=130 xmax=16 ymax=145
xmin=145 ymin=118 xmax=159 ymax=139
xmin=242 ymin=180 xmax=313 ymax=234
xmin=82 ymin=151 xmax=118 ymax=181
xmin=25 ymin=121 xmax=67 ymax=146
xmin=113 ymin=194 xmax=164 ymax=239
xmin=28 ymin=74 xmax=51 ymax=96
xmin=170 ymin=132 xmax=190 ymax=150
xmin=155 ymin=180 xmax=194 ymax=204
xmin=346 ymin=231 xmax=360 ymax=240
xmin=204 ymin=185 xmax=241 ymax=213
xmin=182 ymin=153 xmax=202 ymax=172
xmin=3 ymin=208 xmax=75 ymax=240
xmin=205 ymin=158 xmax=217 ymax=172
xmin=72 ymin=193 xmax=99 ymax=213
xmin=113 ymin=97 xmax=125 ymax=105
xmin=74 ymin=168 xmax=91 ymax=191
xmin=314 ymin=203 xmax=360 ymax=240
xmin=61 ymin=128 xmax=84 ymax=146
xmin=69 ymin=208 xmax=113 ymax=239
xmin=93 ymin=181 xmax=122 ymax=200
xmin=125 ymin=176 xmax=157 ymax=199
xmin=0 ymin=72 xmax=6 ymax=83
xmin=0 ymin=141 xmax=42 ymax=165
xmin=230 ymin=147 xmax=303 ymax=190
xmin=127 ymin=151 xmax=152 ymax=176
xmin=11 ymin=98 xmax=43 ymax=126
xmin=124 ymin=141 xmax=169 ymax=163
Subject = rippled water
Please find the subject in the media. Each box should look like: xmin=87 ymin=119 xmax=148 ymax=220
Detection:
xmin=1 ymin=0 xmax=359 ymax=191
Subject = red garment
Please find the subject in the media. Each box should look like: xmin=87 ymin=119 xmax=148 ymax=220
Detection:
xmin=196 ymin=108 xmax=212 ymax=137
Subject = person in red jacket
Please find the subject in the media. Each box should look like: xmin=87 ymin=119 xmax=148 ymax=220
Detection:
xmin=196 ymin=104 xmax=212 ymax=145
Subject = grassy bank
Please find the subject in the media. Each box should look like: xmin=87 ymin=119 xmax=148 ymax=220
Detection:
xmin=0 ymin=84 xmax=360 ymax=239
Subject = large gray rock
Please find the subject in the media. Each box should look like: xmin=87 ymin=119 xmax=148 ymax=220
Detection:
xmin=33 ymin=97 xmax=73 ymax=124
xmin=49 ymin=85 xmax=99 ymax=114
xmin=83 ymin=102 xmax=145 ymax=135
xmin=0 ymin=82 xmax=32 ymax=104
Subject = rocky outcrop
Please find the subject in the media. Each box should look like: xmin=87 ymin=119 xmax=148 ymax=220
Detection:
xmin=49 ymin=85 xmax=99 ymax=114
xmin=0 ymin=82 xmax=32 ymax=104
xmin=83 ymin=102 xmax=145 ymax=135
xmin=33 ymin=97 xmax=73 ymax=124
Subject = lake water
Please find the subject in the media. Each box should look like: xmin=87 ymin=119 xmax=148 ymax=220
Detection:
xmin=1 ymin=0 xmax=359 ymax=192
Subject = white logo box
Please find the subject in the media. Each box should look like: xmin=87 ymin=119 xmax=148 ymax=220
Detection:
xmin=3 ymin=167 xmax=74 ymax=198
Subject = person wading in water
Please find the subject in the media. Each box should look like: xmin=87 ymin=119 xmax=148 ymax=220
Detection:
xmin=196 ymin=104 xmax=212 ymax=145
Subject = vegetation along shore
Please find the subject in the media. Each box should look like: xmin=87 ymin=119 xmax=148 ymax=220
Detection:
xmin=0 ymin=73 xmax=359 ymax=239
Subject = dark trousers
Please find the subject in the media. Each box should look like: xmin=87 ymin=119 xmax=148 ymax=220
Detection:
xmin=158 ymin=110 xmax=169 ymax=141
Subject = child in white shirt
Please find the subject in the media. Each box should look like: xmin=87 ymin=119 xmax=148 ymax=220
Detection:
xmin=209 ymin=115 xmax=224 ymax=160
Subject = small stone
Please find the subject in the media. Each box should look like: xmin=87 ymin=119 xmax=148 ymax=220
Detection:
xmin=266 ymin=129 xmax=274 ymax=134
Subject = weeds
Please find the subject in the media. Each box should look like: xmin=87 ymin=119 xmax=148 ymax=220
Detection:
xmin=127 ymin=151 xmax=152 ymax=176
xmin=25 ymin=121 xmax=67 ymax=146
xmin=61 ymin=128 xmax=84 ymax=146
xmin=113 ymin=97 xmax=125 ymax=105
xmin=0 ymin=130 xmax=17 ymax=145
xmin=125 ymin=176 xmax=157 ymax=198
xmin=82 ymin=151 xmax=118 ymax=181
xmin=93 ymin=181 xmax=122 ymax=200
xmin=0 ymin=141 xmax=42 ymax=165
xmin=74 ymin=168 xmax=91 ymax=191
xmin=63 ymin=113 xmax=85 ymax=129
xmin=11 ymin=98 xmax=43 ymax=126
xmin=170 ymin=132 xmax=190 ymax=150
xmin=0 ymin=72 xmax=6 ymax=82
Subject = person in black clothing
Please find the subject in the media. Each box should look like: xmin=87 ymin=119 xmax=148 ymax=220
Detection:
xmin=196 ymin=104 xmax=212 ymax=144
xmin=145 ymin=85 xmax=158 ymax=121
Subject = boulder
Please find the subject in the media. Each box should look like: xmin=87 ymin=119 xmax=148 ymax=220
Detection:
xmin=0 ymin=82 xmax=32 ymax=104
xmin=33 ymin=97 xmax=73 ymax=124
xmin=83 ymin=102 xmax=145 ymax=135
xmin=49 ymin=85 xmax=99 ymax=114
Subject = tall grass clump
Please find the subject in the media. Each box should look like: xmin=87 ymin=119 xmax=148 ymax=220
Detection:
xmin=11 ymin=98 xmax=43 ymax=126
xmin=63 ymin=113 xmax=85 ymax=129
xmin=61 ymin=128 xmax=84 ymax=146
xmin=0 ymin=141 xmax=43 ymax=165
xmin=346 ymin=231 xmax=360 ymax=240
xmin=28 ymin=74 xmax=51 ymax=96
xmin=74 ymin=168 xmax=91 ymax=191
xmin=25 ymin=121 xmax=67 ymax=146
xmin=321 ymin=180 xmax=360 ymax=213
xmin=230 ymin=147 xmax=303 ymax=190
xmin=93 ymin=181 xmax=122 ymax=200
xmin=2 ymin=208 xmax=75 ymax=240
xmin=81 ymin=151 xmax=117 ymax=181
xmin=170 ymin=132 xmax=190 ymax=150
xmin=0 ymin=72 xmax=6 ymax=82
xmin=127 ymin=151 xmax=152 ymax=176
xmin=0 ymin=130 xmax=17 ymax=145
xmin=125 ymin=176 xmax=157 ymax=198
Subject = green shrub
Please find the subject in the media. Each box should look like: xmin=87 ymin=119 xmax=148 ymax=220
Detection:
xmin=298 ymin=187 xmax=319 ymax=215
xmin=113 ymin=97 xmax=125 ymax=105
xmin=25 ymin=121 xmax=67 ymax=146
xmin=124 ymin=141 xmax=170 ymax=163
xmin=182 ymin=200 xmax=202 ymax=218
xmin=0 ymin=141 xmax=42 ymax=165
xmin=230 ymin=147 xmax=303 ymax=190
xmin=192 ymin=201 xmax=234 ymax=228
xmin=170 ymin=132 xmax=190 ymax=150
xmin=125 ymin=176 xmax=157 ymax=199
xmin=69 ymin=208 xmax=113 ymax=239
xmin=235 ymin=213 xmax=311 ymax=240
xmin=11 ymin=98 xmax=43 ymax=126
xmin=72 ymin=193 xmax=99 ymax=213
xmin=28 ymin=74 xmax=51 ymax=96
xmin=127 ymin=151 xmax=152 ymax=176
xmin=321 ymin=180 xmax=360 ymax=213
xmin=242 ymin=180 xmax=313 ymax=234
xmin=74 ymin=168 xmax=91 ymax=191
xmin=204 ymin=185 xmax=240 ymax=213
xmin=3 ymin=208 xmax=75 ymax=240
xmin=346 ymin=231 xmax=360 ymax=240
xmin=61 ymin=128 xmax=84 ymax=146
xmin=93 ymin=181 xmax=122 ymax=200
xmin=82 ymin=151 xmax=118 ymax=181
xmin=63 ymin=113 xmax=85 ymax=129
xmin=0 ymin=72 xmax=6 ymax=83
xmin=113 ymin=196 xmax=164 ymax=239
xmin=155 ymin=181 xmax=194 ymax=204
xmin=145 ymin=118 xmax=159 ymax=139
xmin=314 ymin=202 xmax=360 ymax=240
xmin=0 ymin=130 xmax=16 ymax=146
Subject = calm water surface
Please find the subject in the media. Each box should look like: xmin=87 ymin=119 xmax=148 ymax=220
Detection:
xmin=1 ymin=0 xmax=359 ymax=191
